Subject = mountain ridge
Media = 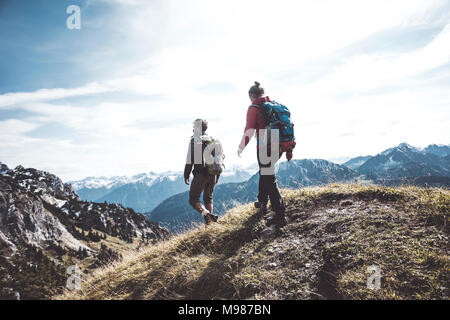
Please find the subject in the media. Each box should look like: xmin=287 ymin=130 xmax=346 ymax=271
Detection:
xmin=69 ymin=165 xmax=257 ymax=213
xmin=358 ymin=143 xmax=450 ymax=179
xmin=148 ymin=143 xmax=450 ymax=232
xmin=68 ymin=143 xmax=450 ymax=217
xmin=0 ymin=164 xmax=170 ymax=299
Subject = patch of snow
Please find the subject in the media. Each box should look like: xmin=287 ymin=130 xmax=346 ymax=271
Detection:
xmin=41 ymin=194 xmax=67 ymax=208
xmin=69 ymin=172 xmax=183 ymax=190
xmin=69 ymin=165 xmax=258 ymax=191
xmin=166 ymin=175 xmax=178 ymax=182
xmin=99 ymin=212 xmax=107 ymax=228
xmin=382 ymin=156 xmax=401 ymax=169
xmin=0 ymin=231 xmax=17 ymax=254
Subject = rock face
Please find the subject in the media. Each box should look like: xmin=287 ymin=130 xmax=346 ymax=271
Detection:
xmin=0 ymin=163 xmax=171 ymax=300
xmin=0 ymin=177 xmax=88 ymax=255
xmin=70 ymin=172 xmax=189 ymax=211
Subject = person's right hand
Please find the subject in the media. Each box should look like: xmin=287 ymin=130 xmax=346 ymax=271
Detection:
xmin=184 ymin=178 xmax=190 ymax=185
xmin=237 ymin=148 xmax=243 ymax=158
xmin=286 ymin=151 xmax=293 ymax=161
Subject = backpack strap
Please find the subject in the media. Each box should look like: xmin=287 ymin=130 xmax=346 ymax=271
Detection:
xmin=251 ymin=102 xmax=271 ymax=126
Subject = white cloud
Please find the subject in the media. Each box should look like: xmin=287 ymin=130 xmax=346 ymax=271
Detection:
xmin=0 ymin=119 xmax=39 ymax=135
xmin=301 ymin=23 xmax=450 ymax=95
xmin=0 ymin=82 xmax=114 ymax=109
xmin=0 ymin=120 xmax=41 ymax=151
xmin=1 ymin=0 xmax=450 ymax=180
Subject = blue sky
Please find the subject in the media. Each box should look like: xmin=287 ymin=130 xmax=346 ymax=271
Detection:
xmin=0 ymin=0 xmax=450 ymax=181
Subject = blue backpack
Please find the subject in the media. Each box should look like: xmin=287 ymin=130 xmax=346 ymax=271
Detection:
xmin=255 ymin=101 xmax=295 ymax=147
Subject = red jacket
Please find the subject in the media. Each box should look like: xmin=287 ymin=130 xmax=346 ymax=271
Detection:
xmin=238 ymin=96 xmax=270 ymax=151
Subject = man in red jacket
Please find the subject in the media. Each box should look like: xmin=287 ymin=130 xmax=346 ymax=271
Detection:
xmin=237 ymin=82 xmax=290 ymax=227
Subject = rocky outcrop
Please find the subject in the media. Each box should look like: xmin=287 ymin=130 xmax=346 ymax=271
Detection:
xmin=0 ymin=163 xmax=171 ymax=299
xmin=0 ymin=176 xmax=89 ymax=254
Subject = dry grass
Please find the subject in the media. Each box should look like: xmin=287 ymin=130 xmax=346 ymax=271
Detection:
xmin=57 ymin=183 xmax=449 ymax=300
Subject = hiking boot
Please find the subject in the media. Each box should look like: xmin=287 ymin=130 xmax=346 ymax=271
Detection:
xmin=203 ymin=214 xmax=213 ymax=225
xmin=267 ymin=212 xmax=287 ymax=228
xmin=205 ymin=203 xmax=218 ymax=222
xmin=208 ymin=213 xmax=219 ymax=223
xmin=275 ymin=213 xmax=287 ymax=227
xmin=254 ymin=201 xmax=268 ymax=214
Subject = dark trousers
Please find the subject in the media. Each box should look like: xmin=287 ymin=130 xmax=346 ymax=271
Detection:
xmin=189 ymin=173 xmax=217 ymax=207
xmin=256 ymin=146 xmax=285 ymax=213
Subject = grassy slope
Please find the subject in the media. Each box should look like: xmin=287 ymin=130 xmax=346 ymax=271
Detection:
xmin=58 ymin=184 xmax=449 ymax=300
xmin=65 ymin=228 xmax=143 ymax=270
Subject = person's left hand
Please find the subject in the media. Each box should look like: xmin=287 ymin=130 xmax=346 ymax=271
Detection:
xmin=184 ymin=178 xmax=190 ymax=185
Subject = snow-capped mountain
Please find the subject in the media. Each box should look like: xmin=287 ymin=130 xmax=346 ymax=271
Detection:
xmin=68 ymin=165 xmax=258 ymax=213
xmin=0 ymin=163 xmax=170 ymax=299
xmin=69 ymin=171 xmax=180 ymax=190
xmin=358 ymin=143 xmax=450 ymax=179
xmin=276 ymin=159 xmax=359 ymax=187
xmin=148 ymin=143 xmax=450 ymax=232
xmin=63 ymin=142 xmax=450 ymax=233
xmin=423 ymin=144 xmax=450 ymax=157
xmin=343 ymin=155 xmax=373 ymax=170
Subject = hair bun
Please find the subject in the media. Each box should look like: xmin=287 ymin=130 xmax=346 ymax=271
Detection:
xmin=248 ymin=81 xmax=265 ymax=96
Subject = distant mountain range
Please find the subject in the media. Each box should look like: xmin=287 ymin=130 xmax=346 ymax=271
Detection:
xmin=147 ymin=143 xmax=450 ymax=232
xmin=358 ymin=143 xmax=450 ymax=179
xmin=69 ymin=165 xmax=258 ymax=213
xmin=16 ymin=142 xmax=448 ymax=234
